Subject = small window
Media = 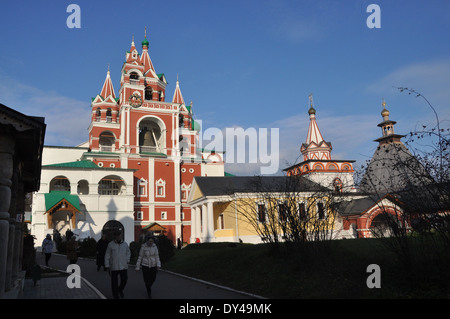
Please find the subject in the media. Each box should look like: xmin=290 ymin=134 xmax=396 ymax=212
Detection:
xmin=136 ymin=211 xmax=143 ymax=220
xmin=96 ymin=108 xmax=101 ymax=122
xmin=298 ymin=202 xmax=307 ymax=221
xmin=155 ymin=179 xmax=166 ymax=198
xmin=333 ymin=178 xmax=343 ymax=193
xmin=278 ymin=202 xmax=289 ymax=222
xmin=106 ymin=108 xmax=112 ymax=123
xmin=145 ymin=87 xmax=153 ymax=100
xmin=181 ymin=183 xmax=190 ymax=202
xmin=257 ymin=203 xmax=266 ymax=223
xmin=161 ymin=211 xmax=167 ymax=220
xmin=137 ymin=178 xmax=147 ymax=197
xmin=77 ymin=180 xmax=89 ymax=195
xmin=317 ymin=202 xmax=326 ymax=220
xmin=130 ymin=72 xmax=139 ymax=80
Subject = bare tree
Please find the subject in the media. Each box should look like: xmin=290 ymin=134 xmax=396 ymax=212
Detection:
xmin=227 ymin=175 xmax=343 ymax=257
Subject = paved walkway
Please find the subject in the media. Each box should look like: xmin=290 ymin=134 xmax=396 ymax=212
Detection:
xmin=19 ymin=253 xmax=262 ymax=299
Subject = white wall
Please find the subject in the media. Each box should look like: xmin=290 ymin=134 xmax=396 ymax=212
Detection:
xmin=32 ymin=166 xmax=136 ymax=248
xmin=42 ymin=146 xmax=89 ymax=165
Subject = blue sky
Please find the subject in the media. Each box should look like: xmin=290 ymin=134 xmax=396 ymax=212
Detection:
xmin=1 ymin=0 xmax=449 ymax=175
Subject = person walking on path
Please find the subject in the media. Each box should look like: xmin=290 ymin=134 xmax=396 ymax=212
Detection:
xmin=96 ymin=234 xmax=109 ymax=271
xmin=41 ymin=234 xmax=53 ymax=266
xmin=66 ymin=236 xmax=79 ymax=264
xmin=105 ymin=231 xmax=130 ymax=299
xmin=135 ymin=237 xmax=161 ymax=299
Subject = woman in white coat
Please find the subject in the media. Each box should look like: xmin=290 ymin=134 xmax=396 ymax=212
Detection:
xmin=135 ymin=237 xmax=161 ymax=299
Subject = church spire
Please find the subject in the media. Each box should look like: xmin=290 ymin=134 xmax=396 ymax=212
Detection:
xmin=305 ymin=93 xmax=324 ymax=145
xmin=140 ymin=27 xmax=156 ymax=77
xmin=100 ymin=66 xmax=115 ymax=99
xmin=172 ymin=76 xmax=185 ymax=105
xmin=301 ymin=94 xmax=332 ymax=161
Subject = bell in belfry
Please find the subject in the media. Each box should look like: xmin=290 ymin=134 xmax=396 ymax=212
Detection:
xmin=143 ymin=130 xmax=154 ymax=146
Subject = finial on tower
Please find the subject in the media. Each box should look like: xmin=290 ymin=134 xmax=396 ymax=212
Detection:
xmin=142 ymin=27 xmax=149 ymax=47
xmin=308 ymin=93 xmax=316 ymax=115
xmin=381 ymin=98 xmax=390 ymax=118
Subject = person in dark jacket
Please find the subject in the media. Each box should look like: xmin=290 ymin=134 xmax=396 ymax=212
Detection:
xmin=66 ymin=236 xmax=79 ymax=264
xmin=96 ymin=234 xmax=109 ymax=271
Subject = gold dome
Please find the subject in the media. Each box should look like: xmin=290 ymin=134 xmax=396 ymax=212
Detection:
xmin=381 ymin=99 xmax=389 ymax=117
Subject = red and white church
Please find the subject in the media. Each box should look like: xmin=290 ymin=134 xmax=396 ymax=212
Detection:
xmin=30 ymin=34 xmax=224 ymax=245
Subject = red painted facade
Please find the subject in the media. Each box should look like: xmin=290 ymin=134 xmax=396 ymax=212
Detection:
xmin=84 ymin=35 xmax=222 ymax=244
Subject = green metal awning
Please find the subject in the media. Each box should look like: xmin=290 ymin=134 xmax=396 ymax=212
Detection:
xmin=44 ymin=191 xmax=81 ymax=212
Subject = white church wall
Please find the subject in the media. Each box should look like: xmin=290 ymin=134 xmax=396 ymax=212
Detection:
xmin=42 ymin=146 xmax=88 ymax=165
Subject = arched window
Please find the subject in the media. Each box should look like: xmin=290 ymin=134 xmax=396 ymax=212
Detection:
xmin=313 ymin=163 xmax=324 ymax=171
xmin=96 ymin=108 xmax=101 ymax=122
xmin=98 ymin=175 xmax=126 ymax=195
xmin=99 ymin=131 xmax=115 ymax=152
xmin=333 ymin=178 xmax=343 ymax=193
xmin=342 ymin=164 xmax=352 ymax=171
xmin=155 ymin=178 xmax=166 ymax=198
xmin=130 ymin=72 xmax=139 ymax=85
xmin=327 ymin=163 xmax=338 ymax=171
xmin=137 ymin=178 xmax=148 ymax=197
xmin=50 ymin=176 xmax=70 ymax=192
xmin=77 ymin=180 xmax=89 ymax=195
xmin=106 ymin=108 xmax=112 ymax=122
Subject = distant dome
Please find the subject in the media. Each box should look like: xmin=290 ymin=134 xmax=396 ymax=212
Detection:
xmin=192 ymin=120 xmax=201 ymax=132
xmin=142 ymin=38 xmax=149 ymax=47
xmin=308 ymin=106 xmax=316 ymax=115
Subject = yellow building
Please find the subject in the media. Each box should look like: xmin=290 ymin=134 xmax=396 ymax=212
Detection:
xmin=187 ymin=175 xmax=347 ymax=243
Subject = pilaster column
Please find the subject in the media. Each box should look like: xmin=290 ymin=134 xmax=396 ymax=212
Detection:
xmin=0 ymin=133 xmax=15 ymax=298
xmin=195 ymin=206 xmax=201 ymax=242
xmin=190 ymin=207 xmax=197 ymax=244
xmin=201 ymin=203 xmax=207 ymax=242
xmin=207 ymin=201 xmax=214 ymax=242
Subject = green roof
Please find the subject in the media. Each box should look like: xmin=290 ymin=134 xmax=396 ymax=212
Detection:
xmin=44 ymin=160 xmax=98 ymax=169
xmin=44 ymin=191 xmax=81 ymax=211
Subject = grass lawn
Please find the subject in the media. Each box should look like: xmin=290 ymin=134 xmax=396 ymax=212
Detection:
xmin=162 ymin=238 xmax=450 ymax=298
